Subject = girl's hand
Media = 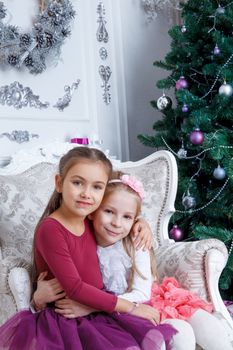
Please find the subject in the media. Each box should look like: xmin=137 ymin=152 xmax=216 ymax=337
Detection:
xmin=55 ymin=297 xmax=96 ymax=318
xmin=33 ymin=271 xmax=66 ymax=310
xmin=131 ymin=303 xmax=160 ymax=326
xmin=131 ymin=219 xmax=153 ymax=250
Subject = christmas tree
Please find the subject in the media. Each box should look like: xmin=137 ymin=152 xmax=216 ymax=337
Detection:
xmin=138 ymin=0 xmax=233 ymax=300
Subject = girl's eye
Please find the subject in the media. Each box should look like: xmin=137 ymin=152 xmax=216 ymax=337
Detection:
xmin=104 ymin=209 xmax=113 ymax=214
xmin=94 ymin=185 xmax=104 ymax=190
xmin=73 ymin=181 xmax=82 ymax=186
xmin=124 ymin=215 xmax=133 ymax=220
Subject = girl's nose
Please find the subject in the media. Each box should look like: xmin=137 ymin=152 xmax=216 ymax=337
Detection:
xmin=80 ymin=186 xmax=91 ymax=198
xmin=112 ymin=216 xmax=121 ymax=227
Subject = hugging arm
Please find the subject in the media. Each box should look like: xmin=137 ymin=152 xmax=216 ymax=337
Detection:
xmin=54 ymin=297 xmax=159 ymax=324
xmin=32 ymin=274 xmax=96 ymax=316
xmin=35 ymin=221 xmax=159 ymax=323
xmin=32 ymin=271 xmax=65 ymax=311
xmin=34 ymin=249 xmax=153 ymax=310
xmin=36 ymin=221 xmax=117 ymax=312
xmin=52 ymin=249 xmax=159 ymax=323
xmin=34 ymin=276 xmax=159 ymax=324
xmin=131 ymin=218 xmax=153 ymax=250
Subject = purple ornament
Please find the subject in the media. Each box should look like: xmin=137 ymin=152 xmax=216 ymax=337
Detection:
xmin=176 ymin=76 xmax=189 ymax=90
xmin=169 ymin=225 xmax=184 ymax=241
xmin=213 ymin=45 xmax=220 ymax=55
xmin=189 ymin=129 xmax=204 ymax=145
xmin=182 ymin=104 xmax=189 ymax=113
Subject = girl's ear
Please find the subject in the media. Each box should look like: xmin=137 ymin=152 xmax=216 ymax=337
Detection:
xmin=55 ymin=174 xmax=62 ymax=193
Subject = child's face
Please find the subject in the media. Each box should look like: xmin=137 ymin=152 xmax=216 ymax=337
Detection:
xmin=91 ymin=189 xmax=138 ymax=247
xmin=55 ymin=160 xmax=109 ymax=218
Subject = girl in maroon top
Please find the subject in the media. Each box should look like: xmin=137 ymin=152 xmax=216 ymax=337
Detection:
xmin=0 ymin=147 xmax=176 ymax=350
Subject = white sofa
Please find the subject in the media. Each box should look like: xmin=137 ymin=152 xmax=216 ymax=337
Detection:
xmin=0 ymin=144 xmax=232 ymax=347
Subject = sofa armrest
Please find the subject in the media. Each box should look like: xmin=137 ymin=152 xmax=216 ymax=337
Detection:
xmin=8 ymin=267 xmax=31 ymax=311
xmin=156 ymin=238 xmax=233 ymax=328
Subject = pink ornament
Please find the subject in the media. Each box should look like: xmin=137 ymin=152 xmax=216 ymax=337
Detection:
xmin=169 ymin=225 xmax=184 ymax=241
xmin=176 ymin=76 xmax=189 ymax=90
xmin=189 ymin=129 xmax=204 ymax=145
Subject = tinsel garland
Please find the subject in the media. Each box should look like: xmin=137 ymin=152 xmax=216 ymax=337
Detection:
xmin=0 ymin=0 xmax=75 ymax=74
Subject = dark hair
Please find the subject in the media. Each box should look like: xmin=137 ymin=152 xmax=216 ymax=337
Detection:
xmin=31 ymin=146 xmax=112 ymax=291
xmin=37 ymin=147 xmax=112 ymax=228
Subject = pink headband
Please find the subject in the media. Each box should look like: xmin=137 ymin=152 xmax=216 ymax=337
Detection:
xmin=108 ymin=174 xmax=144 ymax=200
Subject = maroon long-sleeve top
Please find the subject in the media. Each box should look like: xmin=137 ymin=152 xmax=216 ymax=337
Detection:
xmin=35 ymin=217 xmax=117 ymax=313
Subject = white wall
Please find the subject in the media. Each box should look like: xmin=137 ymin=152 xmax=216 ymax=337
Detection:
xmin=0 ymin=1 xmax=172 ymax=162
xmin=0 ymin=0 xmax=125 ymax=159
xmin=117 ymin=1 xmax=171 ymax=161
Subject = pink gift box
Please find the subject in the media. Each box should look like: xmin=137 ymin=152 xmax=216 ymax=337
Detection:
xmin=70 ymin=138 xmax=89 ymax=145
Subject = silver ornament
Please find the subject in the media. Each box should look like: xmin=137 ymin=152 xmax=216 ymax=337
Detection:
xmin=177 ymin=147 xmax=187 ymax=159
xmin=216 ymin=6 xmax=225 ymax=14
xmin=181 ymin=25 xmax=187 ymax=33
xmin=157 ymin=95 xmax=172 ymax=111
xmin=99 ymin=47 xmax=108 ymax=60
xmin=182 ymin=192 xmax=196 ymax=210
xmin=53 ymin=79 xmax=80 ymax=111
xmin=0 ymin=81 xmax=49 ymax=109
xmin=213 ymin=165 xmax=226 ymax=180
xmin=12 ymin=90 xmax=21 ymax=102
xmin=219 ymin=83 xmax=233 ymax=96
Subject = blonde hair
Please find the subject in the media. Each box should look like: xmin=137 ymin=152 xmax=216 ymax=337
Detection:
xmin=105 ymin=171 xmax=158 ymax=291
xmin=105 ymin=170 xmax=142 ymax=216
xmin=123 ymin=237 xmax=158 ymax=292
xmin=31 ymin=147 xmax=112 ymax=291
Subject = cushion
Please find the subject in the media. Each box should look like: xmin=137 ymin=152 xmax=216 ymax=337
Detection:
xmin=0 ymin=162 xmax=57 ymax=266
xmin=0 ymin=155 xmax=172 ymax=264
xmin=0 ymin=156 xmax=171 ymax=265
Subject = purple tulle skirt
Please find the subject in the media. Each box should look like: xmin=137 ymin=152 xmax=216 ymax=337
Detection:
xmin=0 ymin=308 xmax=177 ymax=350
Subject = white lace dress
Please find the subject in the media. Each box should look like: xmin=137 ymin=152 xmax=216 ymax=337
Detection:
xmin=97 ymin=240 xmax=153 ymax=302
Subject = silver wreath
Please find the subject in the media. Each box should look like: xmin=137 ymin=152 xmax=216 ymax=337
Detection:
xmin=0 ymin=0 xmax=75 ymax=74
